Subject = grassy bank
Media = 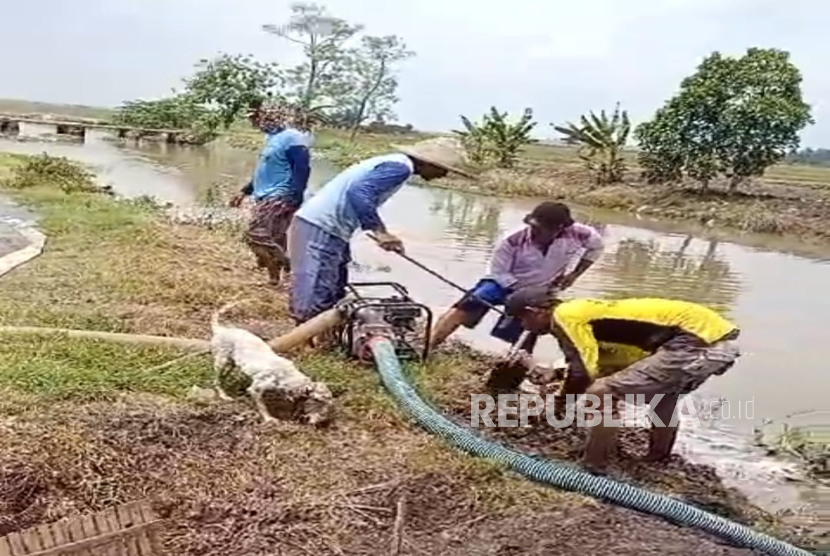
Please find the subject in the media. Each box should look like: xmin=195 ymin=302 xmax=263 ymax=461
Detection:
xmin=0 ymin=153 xmax=815 ymax=554
xmin=300 ymin=129 xmax=830 ymax=241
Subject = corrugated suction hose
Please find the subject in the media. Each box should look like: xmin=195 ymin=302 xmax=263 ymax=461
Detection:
xmin=368 ymin=338 xmax=813 ymax=556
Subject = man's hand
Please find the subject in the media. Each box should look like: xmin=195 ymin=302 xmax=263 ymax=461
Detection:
xmin=373 ymin=231 xmax=404 ymax=254
xmin=229 ymin=193 xmax=246 ymax=208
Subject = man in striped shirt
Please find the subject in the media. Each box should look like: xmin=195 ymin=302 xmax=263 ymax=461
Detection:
xmin=430 ymin=202 xmax=604 ymax=351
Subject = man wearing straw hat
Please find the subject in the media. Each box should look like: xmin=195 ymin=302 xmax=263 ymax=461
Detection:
xmin=288 ymin=138 xmax=474 ymax=323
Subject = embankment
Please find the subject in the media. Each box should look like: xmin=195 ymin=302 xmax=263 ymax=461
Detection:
xmin=247 ymin=128 xmax=830 ymax=244
xmin=0 ymin=152 xmax=820 ymax=554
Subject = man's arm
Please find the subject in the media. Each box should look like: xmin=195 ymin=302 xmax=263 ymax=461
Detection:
xmin=346 ymin=161 xmax=411 ymax=233
xmin=552 ymin=303 xmax=601 ymax=383
xmin=488 ymin=234 xmax=520 ymax=289
xmin=230 ymin=180 xmax=254 ymax=207
xmin=557 ymin=224 xmax=605 ymax=290
xmin=286 ymin=144 xmax=311 ymax=205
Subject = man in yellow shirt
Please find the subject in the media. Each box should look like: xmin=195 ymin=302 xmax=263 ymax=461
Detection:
xmin=504 ymin=287 xmax=740 ymax=471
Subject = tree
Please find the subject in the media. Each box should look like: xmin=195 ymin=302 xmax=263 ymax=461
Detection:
xmin=485 ymin=108 xmax=538 ymax=168
xmin=184 ymin=53 xmax=281 ymax=128
xmin=263 ymin=3 xmax=361 ymax=109
xmin=554 ymin=104 xmax=631 ymax=185
xmin=113 ymin=95 xmax=221 ymax=143
xmin=454 ymin=107 xmax=537 ymax=168
xmin=635 ymin=48 xmax=814 ymax=191
xmin=338 ymin=35 xmax=414 ymax=139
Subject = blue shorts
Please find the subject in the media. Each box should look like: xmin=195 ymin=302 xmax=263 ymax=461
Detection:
xmin=454 ymin=279 xmax=539 ymax=351
xmin=454 ymin=279 xmax=510 ymax=327
xmin=288 ymin=218 xmax=351 ymax=322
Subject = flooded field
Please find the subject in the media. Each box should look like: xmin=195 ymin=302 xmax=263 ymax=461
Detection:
xmin=1 ymin=135 xmax=826 ymax=524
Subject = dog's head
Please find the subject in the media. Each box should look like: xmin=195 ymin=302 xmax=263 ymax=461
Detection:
xmin=298 ymin=381 xmax=334 ymax=426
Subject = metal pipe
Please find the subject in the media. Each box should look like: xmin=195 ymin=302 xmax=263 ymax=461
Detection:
xmin=0 ymin=326 xmax=210 ymax=351
xmin=366 ymin=233 xmax=505 ymax=315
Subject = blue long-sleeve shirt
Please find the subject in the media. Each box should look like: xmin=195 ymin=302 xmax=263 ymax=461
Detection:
xmin=345 ymin=161 xmax=412 ymax=231
xmin=248 ymin=128 xmax=311 ymax=206
xmin=296 ymin=153 xmax=414 ymax=241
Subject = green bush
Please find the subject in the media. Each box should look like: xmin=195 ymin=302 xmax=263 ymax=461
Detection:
xmin=6 ymin=154 xmax=100 ymax=194
xmin=554 ymin=104 xmax=631 ymax=186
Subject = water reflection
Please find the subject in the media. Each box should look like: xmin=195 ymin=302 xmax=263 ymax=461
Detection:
xmin=596 ymin=236 xmax=741 ymax=313
xmin=429 ymin=191 xmax=502 ymax=251
xmin=138 ymin=142 xmax=256 ymax=205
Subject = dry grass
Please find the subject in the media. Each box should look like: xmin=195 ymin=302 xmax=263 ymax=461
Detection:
xmin=0 ymin=393 xmax=777 ymax=556
xmin=0 ymin=182 xmax=285 ymax=337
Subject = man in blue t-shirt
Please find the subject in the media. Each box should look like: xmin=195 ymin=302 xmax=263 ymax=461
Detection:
xmin=230 ymin=101 xmax=311 ymax=285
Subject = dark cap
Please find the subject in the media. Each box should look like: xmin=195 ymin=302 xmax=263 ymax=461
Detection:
xmin=525 ymin=202 xmax=574 ymax=231
xmin=504 ymin=286 xmax=558 ymax=316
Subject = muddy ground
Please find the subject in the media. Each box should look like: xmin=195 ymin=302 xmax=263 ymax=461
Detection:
xmin=0 ymin=395 xmax=774 ymax=556
xmin=2 ymin=339 xmax=818 ymax=555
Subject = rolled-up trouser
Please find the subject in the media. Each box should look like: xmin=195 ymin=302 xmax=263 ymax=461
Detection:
xmin=599 ymin=337 xmax=741 ymax=403
xmin=288 ymin=217 xmax=351 ymax=323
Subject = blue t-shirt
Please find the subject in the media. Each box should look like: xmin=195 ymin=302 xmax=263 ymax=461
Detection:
xmin=252 ymin=128 xmax=311 ymax=205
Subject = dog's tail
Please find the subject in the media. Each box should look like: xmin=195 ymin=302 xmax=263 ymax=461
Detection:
xmin=211 ymin=297 xmax=255 ymax=331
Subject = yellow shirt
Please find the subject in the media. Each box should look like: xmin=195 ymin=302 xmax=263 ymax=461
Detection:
xmin=553 ymin=298 xmax=737 ymax=379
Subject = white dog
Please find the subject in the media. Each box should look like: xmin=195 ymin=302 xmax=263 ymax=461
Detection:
xmin=210 ymin=301 xmax=334 ymax=425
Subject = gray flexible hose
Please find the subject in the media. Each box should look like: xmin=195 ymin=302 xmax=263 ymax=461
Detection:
xmin=368 ymin=338 xmax=813 ymax=556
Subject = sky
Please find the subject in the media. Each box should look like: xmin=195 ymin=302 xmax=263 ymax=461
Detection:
xmin=3 ymin=0 xmax=830 ymax=146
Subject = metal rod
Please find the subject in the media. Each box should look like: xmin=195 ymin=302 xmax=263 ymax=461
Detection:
xmin=366 ymin=233 xmax=505 ymax=315
xmin=506 ymin=330 xmax=532 ymax=360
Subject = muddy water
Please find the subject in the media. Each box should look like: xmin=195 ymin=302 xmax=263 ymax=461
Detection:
xmin=2 ymin=137 xmax=826 ymax=523
xmin=0 ymin=135 xmax=196 ymax=205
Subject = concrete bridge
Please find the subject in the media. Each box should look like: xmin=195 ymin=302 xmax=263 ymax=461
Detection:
xmin=0 ymin=114 xmax=188 ymax=144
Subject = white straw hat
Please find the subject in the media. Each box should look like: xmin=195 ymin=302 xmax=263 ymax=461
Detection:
xmin=394 ymin=137 xmax=476 ymax=179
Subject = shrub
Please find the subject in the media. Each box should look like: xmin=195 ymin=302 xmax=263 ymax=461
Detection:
xmin=7 ymin=154 xmax=100 ymax=194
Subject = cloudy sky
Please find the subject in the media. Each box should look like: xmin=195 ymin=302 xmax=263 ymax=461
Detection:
xmin=3 ymin=0 xmax=829 ymax=145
